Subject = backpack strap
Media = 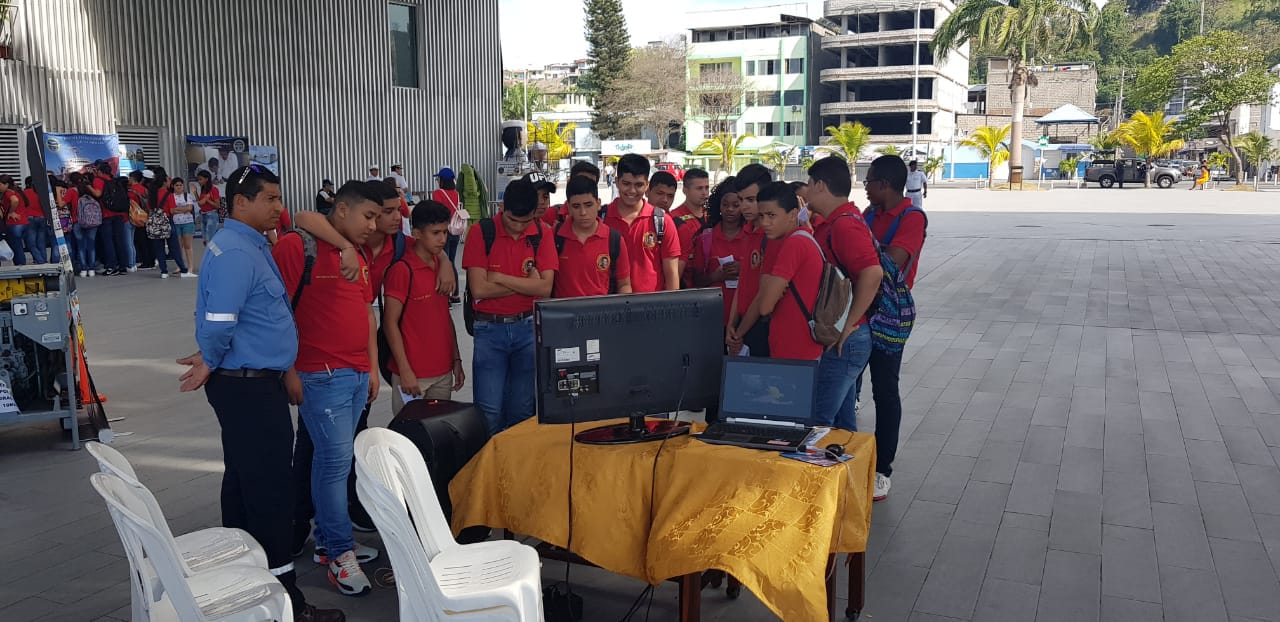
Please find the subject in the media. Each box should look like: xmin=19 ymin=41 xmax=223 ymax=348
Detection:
xmin=608 ymin=228 xmax=622 ymax=294
xmin=554 ymin=233 xmax=567 ymax=256
xmin=479 ymin=217 xmax=497 ymax=254
xmin=391 ymin=231 xmax=407 ymax=264
xmin=882 ymin=207 xmax=926 ymax=246
xmin=785 ymin=230 xmax=825 ymax=323
xmin=290 ymin=230 xmax=318 ymax=311
xmin=823 ymin=213 xmax=859 ymax=276
xmin=528 ymin=222 xmax=543 ymax=255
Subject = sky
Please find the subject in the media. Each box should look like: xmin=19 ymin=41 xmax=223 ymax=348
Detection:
xmin=498 ymin=0 xmax=823 ymax=69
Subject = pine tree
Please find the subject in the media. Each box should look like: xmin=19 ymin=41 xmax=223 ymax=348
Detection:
xmin=582 ymin=0 xmax=630 ymax=139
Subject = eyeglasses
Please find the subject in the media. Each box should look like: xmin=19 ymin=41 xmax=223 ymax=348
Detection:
xmin=235 ymin=164 xmax=265 ymax=187
xmin=862 ymin=178 xmax=883 ymax=188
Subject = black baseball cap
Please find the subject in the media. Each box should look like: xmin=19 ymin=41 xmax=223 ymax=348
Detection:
xmin=503 ymin=179 xmax=538 ymax=217
xmin=322 ymin=179 xmax=334 ymax=186
xmin=521 ymin=171 xmax=556 ymax=194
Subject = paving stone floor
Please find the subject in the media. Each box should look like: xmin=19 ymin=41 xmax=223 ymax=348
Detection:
xmin=2 ymin=186 xmax=1280 ymax=621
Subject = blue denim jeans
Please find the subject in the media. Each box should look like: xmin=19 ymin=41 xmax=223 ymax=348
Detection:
xmin=123 ymin=221 xmax=137 ymax=268
xmin=472 ymin=318 xmax=536 ymax=435
xmin=298 ymin=368 xmax=369 ymax=557
xmin=74 ymin=224 xmax=98 ymax=271
xmin=24 ymin=217 xmax=48 ymax=264
xmin=7 ymin=224 xmax=27 ymax=265
xmin=152 ymin=228 xmax=188 ymax=274
xmin=814 ymin=323 xmax=873 ymax=431
xmin=99 ymin=217 xmax=129 ymax=271
xmin=203 ymin=211 xmax=221 ymax=242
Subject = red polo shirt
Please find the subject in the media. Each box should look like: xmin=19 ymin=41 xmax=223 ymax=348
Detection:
xmin=553 ymin=221 xmax=631 ymax=298
xmin=383 ymin=251 xmax=454 ymax=379
xmin=20 ymin=189 xmax=42 ymax=220
xmin=274 ymin=233 xmax=374 ymax=373
xmin=541 ymin=204 xmax=566 ymax=227
xmin=363 ymin=233 xmax=415 ymax=297
xmin=815 ymin=202 xmax=880 ymax=327
xmin=91 ymin=174 xmax=124 ymax=220
xmin=461 ymin=217 xmax=559 ymax=316
xmin=734 ymin=228 xmax=771 ymax=316
xmin=764 ymin=230 xmax=825 ymax=361
xmin=864 ymin=198 xmax=926 ymax=288
xmin=198 ymin=186 xmax=221 ymax=213
xmin=63 ymin=188 xmax=79 ymax=224
xmin=690 ymin=224 xmax=757 ymax=324
xmin=274 ymin=208 xmax=292 ymax=240
xmin=602 ymin=199 xmax=681 ymax=293
xmin=670 ymin=203 xmax=708 ymax=261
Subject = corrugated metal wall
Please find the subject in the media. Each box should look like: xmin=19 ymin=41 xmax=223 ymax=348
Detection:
xmin=0 ymin=0 xmax=501 ymax=210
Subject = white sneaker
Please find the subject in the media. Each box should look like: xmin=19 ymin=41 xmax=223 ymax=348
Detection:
xmin=328 ymin=550 xmax=371 ymax=597
xmin=79 ymin=270 xmax=87 ymax=277
xmin=160 ymin=273 xmax=169 ymax=279
xmin=874 ymin=473 xmax=891 ymax=502
xmin=314 ymin=543 xmax=379 ymax=565
xmin=180 ymin=272 xmax=197 ymax=278
xmin=127 ymin=266 xmax=137 ymax=273
xmin=88 ymin=270 xmax=95 ymax=277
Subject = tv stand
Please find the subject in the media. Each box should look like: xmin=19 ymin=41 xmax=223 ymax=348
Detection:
xmin=574 ymin=413 xmax=691 ymax=445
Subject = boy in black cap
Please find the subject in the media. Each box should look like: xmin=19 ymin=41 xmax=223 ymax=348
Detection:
xmin=462 ymin=179 xmax=559 ymax=434
xmin=520 ymin=172 xmax=556 ymax=222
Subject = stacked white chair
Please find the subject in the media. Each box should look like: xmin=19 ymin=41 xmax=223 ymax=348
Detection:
xmin=85 ymin=442 xmax=270 ymax=621
xmin=353 ymin=427 xmax=543 ymax=621
xmin=91 ymin=472 xmax=293 ymax=622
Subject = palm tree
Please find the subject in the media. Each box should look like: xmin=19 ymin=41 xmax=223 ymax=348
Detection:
xmin=923 ymin=155 xmax=945 ymax=181
xmin=961 ymin=125 xmax=1012 ymax=186
xmin=875 ymin=145 xmax=903 ymax=157
xmin=1237 ymin=132 xmax=1278 ymax=189
xmin=1117 ymin=111 xmax=1185 ymax=187
xmin=1087 ymin=128 xmax=1125 ymax=156
xmin=759 ymin=145 xmax=796 ymax=177
xmin=695 ymin=132 xmax=755 ymax=174
xmin=527 ymin=119 xmax=577 ymax=163
xmin=933 ymin=0 xmax=1098 ymax=184
xmin=821 ymin=122 xmax=872 ymax=180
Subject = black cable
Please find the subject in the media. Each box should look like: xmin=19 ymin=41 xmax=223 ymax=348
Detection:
xmin=564 ymin=396 xmax=578 ymax=602
xmin=647 ymin=362 xmax=691 ymax=528
xmin=617 ymin=584 xmax=654 ymax=622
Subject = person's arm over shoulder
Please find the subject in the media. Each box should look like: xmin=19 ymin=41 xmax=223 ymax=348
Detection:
xmin=196 ymin=249 xmax=255 ymax=370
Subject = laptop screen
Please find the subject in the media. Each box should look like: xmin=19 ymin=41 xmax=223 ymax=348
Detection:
xmin=719 ymin=357 xmax=819 ymax=424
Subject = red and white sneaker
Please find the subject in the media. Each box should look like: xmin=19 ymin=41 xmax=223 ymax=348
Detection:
xmin=874 ymin=473 xmax=891 ymax=501
xmin=314 ymin=543 xmax=379 ymax=565
xmin=328 ymin=550 xmax=371 ymax=597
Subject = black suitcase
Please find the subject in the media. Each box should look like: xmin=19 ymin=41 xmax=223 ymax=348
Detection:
xmin=386 ymin=399 xmax=489 ymax=523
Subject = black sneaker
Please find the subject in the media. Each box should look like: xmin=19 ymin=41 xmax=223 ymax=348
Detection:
xmin=349 ymin=503 xmax=377 ymax=533
xmin=297 ymin=604 xmax=346 ymax=622
xmin=102 ymin=268 xmax=119 ymax=276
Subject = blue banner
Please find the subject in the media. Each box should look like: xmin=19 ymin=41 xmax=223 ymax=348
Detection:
xmin=185 ymin=135 xmax=249 ymax=196
xmin=41 ymin=133 xmax=121 ymax=180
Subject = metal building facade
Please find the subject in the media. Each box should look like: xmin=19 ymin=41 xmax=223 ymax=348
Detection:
xmin=0 ymin=0 xmax=502 ymax=209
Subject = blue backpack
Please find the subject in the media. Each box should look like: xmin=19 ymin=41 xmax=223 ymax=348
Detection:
xmin=864 ymin=207 xmax=927 ymax=353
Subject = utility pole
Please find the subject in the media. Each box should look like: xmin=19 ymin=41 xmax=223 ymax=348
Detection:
xmin=911 ymin=0 xmax=922 ymax=159
xmin=1115 ymin=67 xmax=1126 ymax=131
xmin=1200 ymin=0 xmax=1206 ymax=35
xmin=523 ymin=70 xmax=529 ymax=127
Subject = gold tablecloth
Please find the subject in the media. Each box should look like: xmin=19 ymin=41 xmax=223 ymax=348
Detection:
xmin=449 ymin=419 xmax=876 ymax=621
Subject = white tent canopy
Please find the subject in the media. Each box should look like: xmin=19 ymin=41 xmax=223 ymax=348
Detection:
xmin=1036 ymin=103 xmax=1101 ymax=125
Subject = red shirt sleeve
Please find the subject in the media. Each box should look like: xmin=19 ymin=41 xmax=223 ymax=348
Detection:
xmin=831 ymin=218 xmax=880 ymax=276
xmin=767 ymin=234 xmax=804 ymax=281
xmin=461 ymin=221 xmax=486 ymax=270
xmin=162 ymin=192 xmax=176 ymax=217
xmin=399 ymin=198 xmax=410 ymax=218
xmin=890 ymin=211 xmax=926 ymax=260
xmin=383 ymin=261 xmax=410 ymax=304
xmin=535 ymin=223 xmax=560 ymax=272
xmin=271 ymin=233 xmax=304 ymax=296
xmin=660 ymin=213 xmax=682 ymax=260
xmin=541 ymin=204 xmax=561 ymax=226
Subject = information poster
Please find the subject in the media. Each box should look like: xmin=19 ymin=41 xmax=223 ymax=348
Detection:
xmin=185 ymin=135 xmax=249 ymax=197
xmin=41 ymin=133 xmax=121 ymax=181
xmin=249 ymin=145 xmax=280 ymax=176
xmin=118 ymin=144 xmax=147 ymax=176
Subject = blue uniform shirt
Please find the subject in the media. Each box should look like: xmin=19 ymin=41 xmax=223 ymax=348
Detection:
xmin=195 ymin=219 xmax=298 ymax=371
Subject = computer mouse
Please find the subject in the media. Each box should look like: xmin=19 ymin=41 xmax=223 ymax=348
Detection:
xmin=825 ymin=443 xmax=845 ymax=458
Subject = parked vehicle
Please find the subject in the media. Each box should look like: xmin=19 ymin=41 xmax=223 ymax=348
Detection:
xmin=655 ymin=162 xmax=685 ymax=182
xmin=1084 ymin=158 xmax=1183 ymax=188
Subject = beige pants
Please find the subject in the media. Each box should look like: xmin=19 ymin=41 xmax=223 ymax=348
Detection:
xmin=391 ymin=372 xmax=453 ymax=415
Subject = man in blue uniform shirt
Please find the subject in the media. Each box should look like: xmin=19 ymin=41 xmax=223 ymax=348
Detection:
xmin=178 ymin=165 xmax=345 ymax=622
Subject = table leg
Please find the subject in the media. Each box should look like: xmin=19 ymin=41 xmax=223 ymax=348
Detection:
xmin=847 ymin=552 xmax=865 ymax=620
xmin=678 ymin=572 xmax=702 ymax=622
xmin=826 ymin=555 xmax=838 ymax=620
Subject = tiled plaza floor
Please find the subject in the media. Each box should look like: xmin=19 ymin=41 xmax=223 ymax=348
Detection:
xmin=2 ymin=186 xmax=1279 ymax=621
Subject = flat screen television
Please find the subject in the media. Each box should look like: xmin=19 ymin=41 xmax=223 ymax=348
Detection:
xmin=534 ymin=289 xmax=724 ymax=444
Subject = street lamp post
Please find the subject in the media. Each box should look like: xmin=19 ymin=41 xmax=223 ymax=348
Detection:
xmin=911 ymin=0 xmax=923 ymax=159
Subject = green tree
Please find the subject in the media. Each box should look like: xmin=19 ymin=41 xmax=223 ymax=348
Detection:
xmin=695 ymin=133 xmax=755 ymax=174
xmin=1237 ymin=131 xmax=1278 ymax=187
xmin=1118 ymin=111 xmax=1186 ymax=186
xmin=875 ymin=145 xmax=903 ymax=157
xmin=1088 ymin=128 xmax=1126 ymax=155
xmin=923 ymin=155 xmax=945 ymax=181
xmin=933 ymin=0 xmax=1098 ymax=184
xmin=502 ymin=82 xmax=550 ymax=121
xmin=759 ymin=145 xmax=796 ymax=177
xmin=1153 ymin=0 xmax=1209 ymax=54
xmin=961 ymin=125 xmax=1012 ymax=186
xmin=821 ymin=122 xmax=872 ymax=180
xmin=582 ymin=0 xmax=631 ymax=139
xmin=1132 ymin=31 xmax=1280 ymax=184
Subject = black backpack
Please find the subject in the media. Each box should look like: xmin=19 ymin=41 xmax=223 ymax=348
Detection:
xmin=553 ymin=227 xmax=624 ymax=295
xmin=100 ymin=178 xmax=130 ymax=214
xmin=463 ymin=219 xmax=544 ymax=336
xmin=374 ymin=234 xmax=411 ymax=384
xmin=288 ymin=230 xmax=319 ymax=310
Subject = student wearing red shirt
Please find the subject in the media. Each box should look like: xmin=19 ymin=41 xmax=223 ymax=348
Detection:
xmin=87 ymin=163 xmax=130 ymax=275
xmin=805 ymin=156 xmax=883 ymax=434
xmin=68 ymin=174 xmax=101 ymax=277
xmin=463 ymin=178 xmax=558 ymax=434
xmin=541 ymin=161 xmax=600 ymax=229
xmin=691 ymin=176 xmax=751 ymax=324
xmin=602 ymin=154 xmax=681 ymax=292
xmin=729 ymin=181 xmax=825 ymax=361
xmin=20 ymin=176 xmax=50 ymax=265
xmin=383 ymin=201 xmax=465 ymax=413
xmin=1 ymin=175 xmax=30 ymax=265
xmin=130 ymin=170 xmax=154 ymax=271
xmin=859 ymin=155 xmax=928 ymax=501
xmin=520 ymin=171 xmax=556 ymax=223
xmin=197 ymin=170 xmax=223 ymax=243
xmin=274 ymin=180 xmax=382 ymax=597
xmin=725 ymin=165 xmax=772 ymax=356
xmin=670 ymin=168 xmax=711 ymax=279
xmin=646 ymin=171 xmax=677 ymax=213
xmin=553 ymin=175 xmax=631 ymax=298
xmin=145 ymin=169 xmax=192 ymax=278
xmin=382 ymin=177 xmax=411 ymax=219
xmin=431 ymin=167 xmax=463 ymax=262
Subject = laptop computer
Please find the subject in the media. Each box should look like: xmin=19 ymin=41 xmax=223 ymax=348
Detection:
xmin=696 ymin=357 xmax=819 ymax=452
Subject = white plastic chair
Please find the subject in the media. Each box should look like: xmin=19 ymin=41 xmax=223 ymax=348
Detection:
xmin=85 ymin=441 xmax=269 ymax=621
xmin=354 ymin=427 xmax=543 ymax=622
xmin=91 ymin=472 xmax=294 ymax=622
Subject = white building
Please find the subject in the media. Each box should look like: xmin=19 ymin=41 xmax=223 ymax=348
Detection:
xmin=819 ymin=0 xmax=969 ymax=155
